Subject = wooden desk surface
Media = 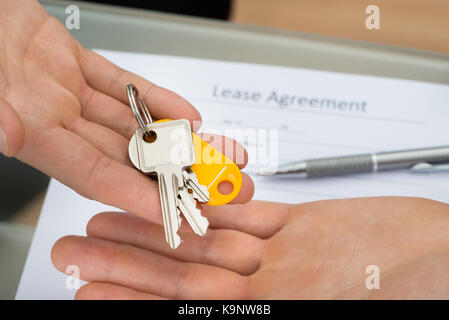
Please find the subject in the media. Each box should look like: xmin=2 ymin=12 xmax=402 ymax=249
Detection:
xmin=232 ymin=0 xmax=449 ymax=54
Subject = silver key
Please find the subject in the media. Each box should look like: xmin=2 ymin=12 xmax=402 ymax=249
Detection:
xmin=182 ymin=169 xmax=210 ymax=203
xmin=129 ymin=119 xmax=195 ymax=249
xmin=177 ymin=189 xmax=209 ymax=236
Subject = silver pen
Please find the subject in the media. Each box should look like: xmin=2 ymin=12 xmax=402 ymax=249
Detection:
xmin=258 ymin=145 xmax=449 ymax=178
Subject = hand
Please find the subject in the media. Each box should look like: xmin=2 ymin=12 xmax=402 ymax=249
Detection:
xmin=0 ymin=0 xmax=254 ymax=223
xmin=52 ymin=197 xmax=449 ymax=299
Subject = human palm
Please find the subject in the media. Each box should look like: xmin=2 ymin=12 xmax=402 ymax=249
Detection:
xmin=52 ymin=197 xmax=449 ymax=299
xmin=0 ymin=0 xmax=254 ymax=223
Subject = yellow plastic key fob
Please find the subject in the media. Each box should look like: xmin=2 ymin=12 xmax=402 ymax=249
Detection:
xmin=156 ymin=120 xmax=242 ymax=206
xmin=190 ymin=133 xmax=242 ymax=206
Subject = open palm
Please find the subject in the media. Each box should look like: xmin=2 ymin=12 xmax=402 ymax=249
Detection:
xmin=0 ymin=0 xmax=254 ymax=224
xmin=52 ymin=197 xmax=449 ymax=299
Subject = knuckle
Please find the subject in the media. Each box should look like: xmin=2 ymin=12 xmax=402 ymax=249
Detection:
xmin=141 ymin=83 xmax=158 ymax=102
xmin=80 ymin=86 xmax=96 ymax=119
xmin=108 ymin=67 xmax=127 ymax=95
xmin=125 ymin=112 xmax=138 ymax=138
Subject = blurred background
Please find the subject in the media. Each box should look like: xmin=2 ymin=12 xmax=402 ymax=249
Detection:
xmin=2 ymin=0 xmax=449 ymax=228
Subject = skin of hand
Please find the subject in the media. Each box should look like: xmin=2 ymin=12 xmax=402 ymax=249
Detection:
xmin=52 ymin=196 xmax=449 ymax=299
xmin=0 ymin=0 xmax=254 ymax=224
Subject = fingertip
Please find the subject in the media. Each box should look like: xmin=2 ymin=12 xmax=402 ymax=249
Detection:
xmin=230 ymin=172 xmax=255 ymax=204
xmin=51 ymin=235 xmax=80 ymax=272
xmin=190 ymin=113 xmax=202 ymax=133
xmin=86 ymin=212 xmax=109 ymax=236
xmin=0 ymin=97 xmax=25 ymax=157
xmin=86 ymin=211 xmax=125 ymax=236
xmin=75 ymin=283 xmax=94 ymax=300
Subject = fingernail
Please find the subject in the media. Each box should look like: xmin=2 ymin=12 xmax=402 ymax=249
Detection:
xmin=0 ymin=125 xmax=8 ymax=156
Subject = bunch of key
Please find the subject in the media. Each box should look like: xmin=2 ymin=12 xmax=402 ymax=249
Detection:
xmin=127 ymin=85 xmax=210 ymax=249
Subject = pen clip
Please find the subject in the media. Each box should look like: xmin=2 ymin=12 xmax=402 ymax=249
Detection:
xmin=410 ymin=162 xmax=449 ymax=173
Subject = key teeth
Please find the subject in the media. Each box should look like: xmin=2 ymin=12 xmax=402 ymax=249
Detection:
xmin=177 ymin=207 xmax=183 ymax=226
xmin=191 ymin=192 xmax=208 ymax=203
xmin=177 ymin=188 xmax=209 ymax=237
xmin=183 ymin=170 xmax=210 ymax=203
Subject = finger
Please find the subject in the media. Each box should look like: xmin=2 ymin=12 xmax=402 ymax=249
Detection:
xmin=204 ymin=200 xmax=291 ymax=239
xmin=66 ymin=117 xmax=131 ymax=165
xmin=20 ymin=126 xmax=164 ymax=224
xmin=76 ymin=282 xmax=167 ymax=300
xmin=79 ymin=86 xmax=138 ymax=140
xmin=227 ymin=172 xmax=254 ymax=204
xmin=87 ymin=212 xmax=263 ymax=275
xmin=198 ymin=133 xmax=248 ymax=169
xmin=52 ymin=236 xmax=249 ymax=299
xmin=0 ymin=97 xmax=25 ymax=157
xmin=79 ymin=49 xmax=201 ymax=127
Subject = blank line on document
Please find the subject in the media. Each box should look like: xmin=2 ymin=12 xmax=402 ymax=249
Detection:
xmin=190 ymin=97 xmax=427 ymax=125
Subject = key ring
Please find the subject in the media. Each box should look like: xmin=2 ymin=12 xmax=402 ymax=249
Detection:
xmin=126 ymin=84 xmax=153 ymax=132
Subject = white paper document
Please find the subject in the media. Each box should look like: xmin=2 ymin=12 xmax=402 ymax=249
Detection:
xmin=16 ymin=50 xmax=449 ymax=299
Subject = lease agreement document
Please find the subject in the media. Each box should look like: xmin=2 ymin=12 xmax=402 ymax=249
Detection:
xmin=17 ymin=50 xmax=449 ymax=299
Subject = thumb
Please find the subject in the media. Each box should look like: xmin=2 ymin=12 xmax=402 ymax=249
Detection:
xmin=0 ymin=97 xmax=25 ymax=157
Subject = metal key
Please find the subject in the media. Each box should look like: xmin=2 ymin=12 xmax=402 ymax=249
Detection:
xmin=182 ymin=169 xmax=210 ymax=203
xmin=177 ymin=189 xmax=209 ymax=236
xmin=178 ymin=169 xmax=210 ymax=236
xmin=129 ymin=119 xmax=195 ymax=249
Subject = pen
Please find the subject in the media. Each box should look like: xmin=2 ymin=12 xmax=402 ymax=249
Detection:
xmin=258 ymin=145 xmax=449 ymax=178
